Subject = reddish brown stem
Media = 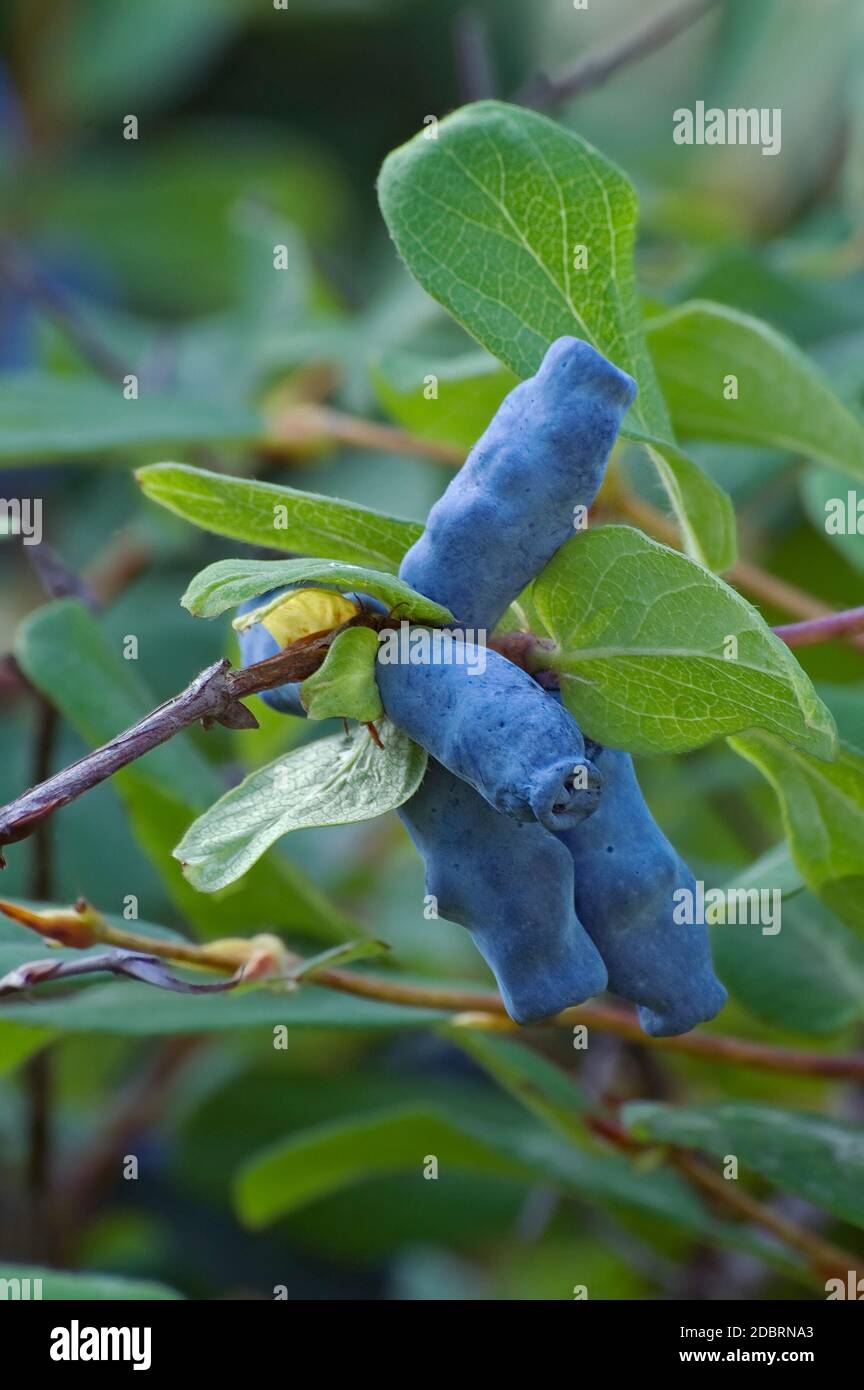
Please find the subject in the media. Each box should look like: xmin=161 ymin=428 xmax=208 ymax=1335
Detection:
xmin=0 ymin=618 xmax=380 ymax=859
xmin=588 ymin=1112 xmax=857 ymax=1286
xmin=773 ymin=606 xmax=864 ymax=649
xmin=516 ymin=0 xmax=724 ymax=109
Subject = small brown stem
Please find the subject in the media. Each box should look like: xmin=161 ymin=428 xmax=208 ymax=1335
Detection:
xmin=60 ymin=1037 xmax=206 ymax=1226
xmin=773 ymin=606 xmax=864 ymax=649
xmin=22 ymin=692 xmax=59 ymax=1260
xmin=613 ymin=491 xmax=864 ymax=649
xmin=365 ymin=721 xmax=385 ymax=750
xmin=589 ymin=1112 xmax=857 ymax=1286
xmin=83 ymin=529 xmax=152 ymax=606
xmin=0 ymin=234 xmax=127 ymax=382
xmin=0 ymin=617 xmax=382 ymax=858
xmin=315 ymin=969 xmax=864 ymax=1083
xmin=671 ymin=1151 xmax=857 ymax=1283
xmin=261 ymin=403 xmax=463 ymax=468
xmin=3 ymin=911 xmax=861 ymax=1083
xmin=516 ymin=0 xmax=724 ymax=110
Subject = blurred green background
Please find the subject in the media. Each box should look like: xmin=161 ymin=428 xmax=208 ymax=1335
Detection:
xmin=0 ymin=0 xmax=862 ymax=1301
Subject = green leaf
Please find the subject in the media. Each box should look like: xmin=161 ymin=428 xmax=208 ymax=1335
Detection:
xmin=629 ymin=431 xmax=738 ymax=572
xmin=0 ymin=1264 xmax=181 ymax=1300
xmin=648 ymin=301 xmax=864 ymax=480
xmin=175 ymin=720 xmax=427 ymax=893
xmin=377 ymin=99 xmax=734 ymax=571
xmin=21 ymin=127 xmax=344 ymax=315
xmin=235 ymin=1106 xmax=531 ymax=1227
xmin=0 ymin=373 xmax=259 ymax=463
xmin=712 ymin=890 xmax=864 ymax=1037
xmin=724 ymin=841 xmax=805 ymax=903
xmin=800 ymin=465 xmax=864 ymax=575
xmin=14 ymin=600 xmax=354 ymax=943
xmin=819 ymin=682 xmax=864 ymax=753
xmin=379 ymin=101 xmax=664 ymax=419
xmin=448 ymin=1031 xmax=588 ymax=1142
xmin=182 ymin=556 xmax=452 ymax=625
xmin=533 ymin=526 xmax=836 ymax=757
xmin=232 ymin=1098 xmax=809 ymax=1284
xmin=300 ymin=627 xmax=384 ymax=723
xmin=0 ymin=1021 xmax=54 ymax=1076
xmin=731 ymin=731 xmax=864 ymax=937
xmin=624 ymin=1102 xmax=864 ymax=1230
xmin=0 ymin=964 xmax=448 ymax=1039
xmin=235 ymin=1101 xmax=707 ymax=1233
xmin=288 ymin=937 xmax=390 ymax=981
xmin=136 ymin=462 xmax=421 ymax=571
xmin=37 ymin=0 xmax=242 ymax=121
xmin=372 ymin=347 xmax=517 ymax=449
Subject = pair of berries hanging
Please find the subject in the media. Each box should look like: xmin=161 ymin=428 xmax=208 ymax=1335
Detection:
xmin=238 ymin=337 xmax=726 ymax=1037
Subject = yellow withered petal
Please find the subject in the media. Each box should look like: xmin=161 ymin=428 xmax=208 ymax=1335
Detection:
xmin=243 ymin=589 xmax=360 ymax=648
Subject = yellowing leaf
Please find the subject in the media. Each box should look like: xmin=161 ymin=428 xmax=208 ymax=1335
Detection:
xmin=238 ymin=589 xmax=359 ymax=648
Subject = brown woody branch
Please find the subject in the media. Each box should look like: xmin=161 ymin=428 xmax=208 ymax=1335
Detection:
xmin=589 ymin=1112 xmax=857 ymax=1287
xmin=3 ymin=902 xmax=862 ymax=1086
xmin=772 ymin=606 xmax=864 ymax=649
xmin=0 ymin=617 xmax=380 ymax=862
xmin=515 ymin=0 xmax=725 ymax=110
xmin=2 ymin=578 xmax=860 ymax=862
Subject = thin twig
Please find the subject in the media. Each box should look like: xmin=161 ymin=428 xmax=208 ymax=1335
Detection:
xmin=23 ymin=703 xmax=56 ymax=1242
xmin=2 ymin=554 xmax=860 ymax=860
xmin=25 ymin=545 xmax=99 ymax=612
xmin=8 ymin=901 xmax=854 ymax=1285
xmin=0 ymin=234 xmax=127 ymax=382
xmin=261 ymin=405 xmax=863 ymax=646
xmin=0 ymin=661 xmax=239 ymax=857
xmin=28 ymin=700 xmax=58 ymax=900
xmin=671 ymin=1150 xmax=857 ymax=1283
xmin=0 ymin=617 xmax=381 ymax=859
xmin=261 ymin=403 xmax=463 ymax=467
xmin=516 ymin=0 xmax=725 ymax=110
xmin=4 ymin=906 xmax=862 ymax=1084
xmin=454 ymin=8 xmax=497 ymax=102
xmin=60 ymin=1037 xmax=207 ymax=1221
xmin=83 ymin=529 xmax=152 ymax=606
xmin=613 ymin=490 xmax=864 ymax=648
xmin=589 ymin=1113 xmax=856 ymax=1286
xmin=310 ymin=968 xmax=864 ymax=1083
xmin=0 ymin=654 xmax=26 ymax=703
xmin=773 ymin=606 xmax=864 ymax=649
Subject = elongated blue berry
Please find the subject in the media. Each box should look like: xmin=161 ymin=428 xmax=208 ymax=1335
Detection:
xmin=376 ymin=636 xmax=600 ymax=831
xmin=556 ymin=743 xmax=727 ymax=1036
xmin=401 ymin=758 xmax=607 ymax=1022
xmin=399 ymin=336 xmax=636 ymax=631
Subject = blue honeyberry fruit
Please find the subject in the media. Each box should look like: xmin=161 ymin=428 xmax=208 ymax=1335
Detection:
xmin=399 ymin=336 xmax=636 ymax=631
xmin=555 ymin=742 xmax=727 ymax=1037
xmin=375 ymin=635 xmax=601 ymax=831
xmin=233 ymin=332 xmax=724 ymax=1036
xmin=400 ymin=757 xmax=608 ymax=1023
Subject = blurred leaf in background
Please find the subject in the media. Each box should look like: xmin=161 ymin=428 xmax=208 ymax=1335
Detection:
xmin=1 ymin=0 xmax=863 ymax=1305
